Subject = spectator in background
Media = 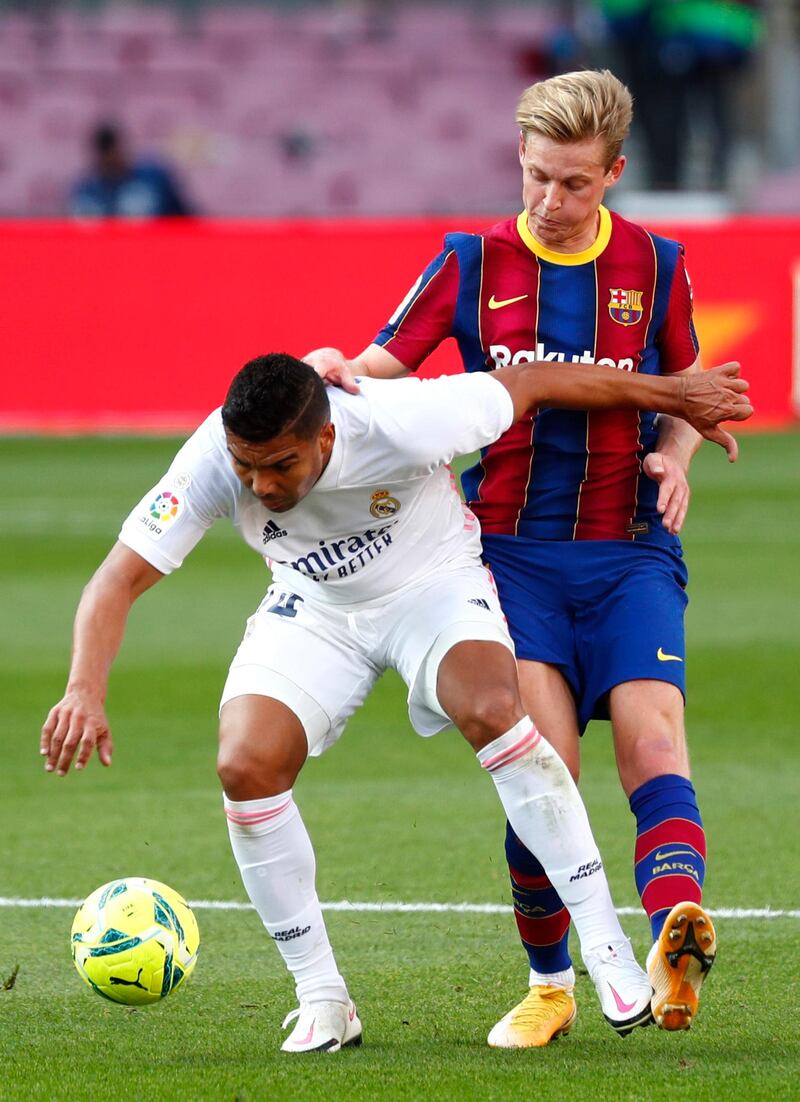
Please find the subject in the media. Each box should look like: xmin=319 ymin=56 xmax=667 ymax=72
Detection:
xmin=599 ymin=0 xmax=762 ymax=189
xmin=69 ymin=122 xmax=194 ymax=218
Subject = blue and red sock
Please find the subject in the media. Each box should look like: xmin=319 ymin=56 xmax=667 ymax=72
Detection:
xmin=630 ymin=773 xmax=706 ymax=941
xmin=505 ymin=822 xmax=572 ymax=976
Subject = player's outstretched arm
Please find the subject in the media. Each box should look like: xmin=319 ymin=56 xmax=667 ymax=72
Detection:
xmin=41 ymin=543 xmax=164 ymax=777
xmin=494 ymin=360 xmax=752 ymax=457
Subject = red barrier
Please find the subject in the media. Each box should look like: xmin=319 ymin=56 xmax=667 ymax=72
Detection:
xmin=1 ymin=217 xmax=797 ymax=431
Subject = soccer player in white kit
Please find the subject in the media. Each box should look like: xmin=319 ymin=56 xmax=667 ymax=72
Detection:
xmin=42 ymin=353 xmax=750 ymax=1052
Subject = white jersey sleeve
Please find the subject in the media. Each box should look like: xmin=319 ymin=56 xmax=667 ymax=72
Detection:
xmin=118 ymin=411 xmax=239 ymax=574
xmin=340 ymin=372 xmax=513 ymax=483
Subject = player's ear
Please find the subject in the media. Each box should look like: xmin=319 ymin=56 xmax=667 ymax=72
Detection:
xmin=518 ymin=131 xmax=527 ymax=165
xmin=319 ymin=421 xmax=335 ymax=454
xmin=606 ymin=155 xmax=626 ymax=188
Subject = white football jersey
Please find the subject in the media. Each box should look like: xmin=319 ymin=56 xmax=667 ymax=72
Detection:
xmin=119 ymin=373 xmax=514 ymax=606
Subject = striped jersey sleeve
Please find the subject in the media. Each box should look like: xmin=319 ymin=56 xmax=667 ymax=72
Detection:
xmin=373 ymin=244 xmax=460 ymax=370
xmin=655 ymin=245 xmax=700 ymax=373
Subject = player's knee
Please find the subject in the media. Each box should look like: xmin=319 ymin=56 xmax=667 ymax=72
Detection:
xmin=457 ymin=687 xmax=523 ymax=751
xmin=217 ymin=725 xmax=299 ymax=800
xmin=618 ymin=730 xmax=688 ymax=794
xmin=216 ymin=735 xmax=256 ymax=799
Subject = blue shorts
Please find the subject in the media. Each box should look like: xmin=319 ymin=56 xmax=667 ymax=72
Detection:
xmin=481 ymin=535 xmax=689 ymax=734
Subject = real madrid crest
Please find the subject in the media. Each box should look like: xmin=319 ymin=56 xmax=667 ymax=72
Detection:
xmin=608 ymin=288 xmax=644 ymax=327
xmin=370 ymin=489 xmax=401 ymax=519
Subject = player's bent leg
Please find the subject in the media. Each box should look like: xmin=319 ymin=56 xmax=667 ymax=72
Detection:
xmin=218 ymin=694 xmax=359 ymax=1053
xmin=516 ymin=659 xmax=582 ymax=783
xmin=488 ymin=661 xmax=581 ymax=1047
xmin=434 ymin=643 xmax=652 ymax=1040
xmin=610 ymin=680 xmax=689 ymax=798
xmin=610 ymin=681 xmax=714 ymax=1031
xmin=217 ymin=693 xmax=308 ymax=799
xmin=491 ymin=822 xmax=577 ymax=1048
xmin=434 ymin=639 xmax=523 ymax=750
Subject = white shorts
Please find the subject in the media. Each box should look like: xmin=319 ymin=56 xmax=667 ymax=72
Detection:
xmin=219 ymin=563 xmax=514 ymax=757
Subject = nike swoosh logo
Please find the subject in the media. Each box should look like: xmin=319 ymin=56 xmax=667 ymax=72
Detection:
xmin=299 ymin=1021 xmax=315 ymax=1045
xmin=655 ymin=849 xmax=697 ymax=861
xmin=488 ymin=294 xmax=528 ymax=310
xmin=657 ymin=647 xmax=683 ymax=662
xmin=608 ymin=983 xmax=637 ymax=1015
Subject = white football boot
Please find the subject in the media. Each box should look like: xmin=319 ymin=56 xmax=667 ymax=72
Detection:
xmin=281 ymin=998 xmax=363 ymax=1053
xmin=584 ymin=939 xmax=654 ymax=1036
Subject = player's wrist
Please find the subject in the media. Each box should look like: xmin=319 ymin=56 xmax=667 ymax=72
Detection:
xmin=655 ymin=436 xmax=695 ymax=472
xmin=663 ymin=375 xmax=686 ymax=418
xmin=65 ymin=676 xmax=106 ymax=701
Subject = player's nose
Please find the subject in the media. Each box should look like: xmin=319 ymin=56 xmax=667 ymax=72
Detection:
xmin=542 ymin=184 xmax=561 ymax=210
xmin=251 ymin=470 xmax=280 ymax=497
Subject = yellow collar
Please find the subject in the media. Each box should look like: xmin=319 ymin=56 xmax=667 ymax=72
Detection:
xmin=516 ymin=206 xmax=612 ymax=266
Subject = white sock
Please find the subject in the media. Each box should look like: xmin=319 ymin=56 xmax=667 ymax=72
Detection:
xmin=529 ymin=966 xmax=576 ymax=989
xmin=478 ymin=717 xmax=627 ymax=957
xmin=224 ymin=791 xmax=348 ymax=1005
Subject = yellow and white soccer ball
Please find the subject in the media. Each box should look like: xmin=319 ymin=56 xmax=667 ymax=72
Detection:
xmin=71 ymin=877 xmax=200 ymax=1005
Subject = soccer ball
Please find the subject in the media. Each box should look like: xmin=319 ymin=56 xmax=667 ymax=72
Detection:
xmin=71 ymin=877 xmax=200 ymax=1005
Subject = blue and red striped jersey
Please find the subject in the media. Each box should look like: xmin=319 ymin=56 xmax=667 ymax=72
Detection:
xmin=373 ymin=208 xmax=699 ymax=544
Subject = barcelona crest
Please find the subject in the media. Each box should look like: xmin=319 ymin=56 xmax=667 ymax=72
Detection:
xmin=608 ymin=288 xmax=644 ymax=326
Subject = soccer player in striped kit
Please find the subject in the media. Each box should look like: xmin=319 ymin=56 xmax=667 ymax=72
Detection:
xmin=309 ymin=69 xmax=721 ymax=1046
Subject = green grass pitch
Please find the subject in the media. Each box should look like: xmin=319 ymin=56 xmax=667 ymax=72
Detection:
xmin=1 ymin=433 xmax=798 ymax=1101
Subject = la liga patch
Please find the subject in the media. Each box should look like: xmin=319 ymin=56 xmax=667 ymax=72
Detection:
xmin=138 ymin=488 xmax=185 ymax=540
xmin=149 ymin=490 xmax=183 ymax=523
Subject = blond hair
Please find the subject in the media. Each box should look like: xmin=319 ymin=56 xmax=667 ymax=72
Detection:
xmin=516 ymin=70 xmax=632 ymax=168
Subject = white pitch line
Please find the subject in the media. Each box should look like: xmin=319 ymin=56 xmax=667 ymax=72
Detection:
xmin=0 ymin=898 xmax=798 ymax=919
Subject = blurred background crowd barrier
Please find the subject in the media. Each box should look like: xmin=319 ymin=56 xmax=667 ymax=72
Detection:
xmin=1 ymin=216 xmax=796 ymax=431
xmin=1 ymin=1 xmax=798 ymax=430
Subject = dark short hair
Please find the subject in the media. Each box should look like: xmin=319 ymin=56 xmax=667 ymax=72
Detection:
xmin=221 ymin=353 xmax=331 ymax=443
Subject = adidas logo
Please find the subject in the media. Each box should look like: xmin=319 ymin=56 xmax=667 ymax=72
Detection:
xmin=262 ymin=519 xmax=288 ymax=544
xmin=468 ymin=597 xmax=490 ymax=610
xmin=271 ymin=924 xmax=312 ymax=942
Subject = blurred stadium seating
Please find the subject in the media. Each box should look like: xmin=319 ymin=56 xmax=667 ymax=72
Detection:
xmin=0 ymin=3 xmax=566 ymax=216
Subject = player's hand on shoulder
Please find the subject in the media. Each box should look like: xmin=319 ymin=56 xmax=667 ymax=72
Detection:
xmin=643 ymin=452 xmax=690 ymax=534
xmin=41 ymin=688 xmax=113 ymax=777
xmin=303 ymin=347 xmax=361 ymax=394
xmin=681 ymin=361 xmax=752 ymax=461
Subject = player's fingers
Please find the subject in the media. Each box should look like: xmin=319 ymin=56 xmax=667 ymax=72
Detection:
xmin=54 ymin=711 xmax=89 ymax=776
xmin=711 ymin=360 xmax=742 ymax=380
xmin=659 ymin=486 xmax=677 ymax=528
xmin=41 ymin=705 xmax=60 ymax=754
xmin=45 ymin=708 xmax=73 ymax=770
xmin=305 ymin=347 xmax=361 ymax=393
xmin=74 ymin=724 xmax=102 ymax=771
xmin=704 ymin=425 xmax=739 ymax=461
xmin=97 ymin=730 xmax=113 ymax=768
xmin=336 ymin=365 xmax=361 ymax=395
xmin=664 ymin=485 xmax=689 ymax=534
xmin=673 ymin=491 xmax=690 ymax=533
xmin=303 ymin=346 xmax=343 ymax=371
xmin=727 ymin=397 xmax=754 ymax=420
xmin=656 ymin=477 xmax=672 ymax=514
